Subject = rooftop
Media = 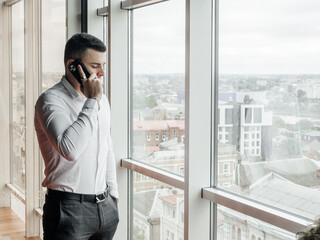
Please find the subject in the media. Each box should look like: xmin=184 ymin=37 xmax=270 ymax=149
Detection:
xmin=133 ymin=120 xmax=185 ymax=131
xmin=238 ymin=157 xmax=320 ymax=188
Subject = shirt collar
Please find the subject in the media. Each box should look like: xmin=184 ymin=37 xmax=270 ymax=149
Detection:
xmin=61 ymin=76 xmax=82 ymax=99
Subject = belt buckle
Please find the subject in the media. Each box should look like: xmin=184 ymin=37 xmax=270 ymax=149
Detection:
xmin=95 ymin=193 xmax=106 ymax=203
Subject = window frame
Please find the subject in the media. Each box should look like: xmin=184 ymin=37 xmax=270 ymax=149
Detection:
xmin=113 ymin=0 xmax=314 ymax=239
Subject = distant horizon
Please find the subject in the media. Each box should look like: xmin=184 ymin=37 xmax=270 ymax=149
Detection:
xmin=133 ymin=72 xmax=320 ymax=76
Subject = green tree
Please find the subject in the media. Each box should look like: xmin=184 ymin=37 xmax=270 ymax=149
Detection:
xmin=279 ymin=138 xmax=301 ymax=158
xmin=297 ymin=89 xmax=307 ymax=104
xmin=145 ymin=95 xmax=158 ymax=108
xmin=296 ymin=119 xmax=313 ymax=131
xmin=273 ymin=116 xmax=286 ymax=129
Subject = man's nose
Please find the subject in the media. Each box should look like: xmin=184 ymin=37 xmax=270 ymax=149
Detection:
xmin=97 ymin=68 xmax=105 ymax=77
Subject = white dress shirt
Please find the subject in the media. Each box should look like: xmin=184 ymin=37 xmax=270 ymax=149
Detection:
xmin=34 ymin=76 xmax=118 ymax=199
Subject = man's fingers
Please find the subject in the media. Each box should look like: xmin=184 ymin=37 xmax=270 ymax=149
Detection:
xmin=88 ymin=72 xmax=97 ymax=81
xmin=77 ymin=65 xmax=87 ymax=81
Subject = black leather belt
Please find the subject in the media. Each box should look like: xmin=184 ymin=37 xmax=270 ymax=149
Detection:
xmin=47 ymin=189 xmax=108 ymax=203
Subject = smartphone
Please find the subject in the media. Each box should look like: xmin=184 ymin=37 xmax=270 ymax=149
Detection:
xmin=68 ymin=59 xmax=91 ymax=87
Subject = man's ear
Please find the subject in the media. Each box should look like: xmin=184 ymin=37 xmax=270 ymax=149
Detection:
xmin=66 ymin=59 xmax=75 ymax=68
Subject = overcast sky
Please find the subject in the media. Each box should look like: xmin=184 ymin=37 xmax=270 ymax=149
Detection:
xmin=133 ymin=0 xmax=185 ymax=74
xmin=219 ymin=0 xmax=320 ymax=74
xmin=134 ymin=0 xmax=320 ymax=75
xmin=10 ymin=0 xmax=320 ymax=75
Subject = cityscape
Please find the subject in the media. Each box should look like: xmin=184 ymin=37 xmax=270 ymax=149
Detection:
xmin=10 ymin=73 xmax=320 ymax=239
xmin=131 ymin=73 xmax=320 ymax=240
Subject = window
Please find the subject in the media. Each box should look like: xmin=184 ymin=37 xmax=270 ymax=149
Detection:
xmin=41 ymin=0 xmax=66 ymax=92
xmin=223 ymin=163 xmax=230 ymax=175
xmin=179 ymin=167 xmax=184 ymax=176
xmin=131 ymin=0 xmax=185 ymax=176
xmin=132 ymin=174 xmax=184 ymax=240
xmin=245 ymin=108 xmax=252 ymax=124
xmin=217 ymin=0 xmax=320 ymax=235
xmin=40 ymin=0 xmax=66 ymax=206
xmin=225 ymin=108 xmax=233 ymax=124
xmin=253 ymin=108 xmax=262 ymax=123
xmin=237 ymin=228 xmax=241 ymax=240
xmin=10 ymin=0 xmax=25 ymax=192
xmin=162 ymin=133 xmax=166 ymax=141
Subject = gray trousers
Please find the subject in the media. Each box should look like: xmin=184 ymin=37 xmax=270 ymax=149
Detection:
xmin=43 ymin=191 xmax=119 ymax=240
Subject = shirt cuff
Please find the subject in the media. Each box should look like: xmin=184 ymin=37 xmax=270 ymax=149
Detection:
xmin=83 ymin=98 xmax=99 ymax=111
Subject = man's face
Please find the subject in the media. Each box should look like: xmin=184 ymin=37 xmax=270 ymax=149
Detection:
xmin=81 ymin=48 xmax=106 ymax=79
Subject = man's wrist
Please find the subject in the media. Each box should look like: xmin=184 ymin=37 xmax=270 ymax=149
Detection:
xmin=91 ymin=97 xmax=100 ymax=110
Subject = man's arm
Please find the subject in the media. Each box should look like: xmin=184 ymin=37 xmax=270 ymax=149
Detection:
xmin=106 ymin=135 xmax=119 ymax=201
xmin=35 ymin=92 xmax=99 ymax=161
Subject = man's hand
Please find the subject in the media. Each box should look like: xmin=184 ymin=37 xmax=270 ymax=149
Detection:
xmin=78 ymin=65 xmax=103 ymax=101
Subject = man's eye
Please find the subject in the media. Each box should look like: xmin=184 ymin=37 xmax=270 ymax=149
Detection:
xmin=91 ymin=65 xmax=98 ymax=68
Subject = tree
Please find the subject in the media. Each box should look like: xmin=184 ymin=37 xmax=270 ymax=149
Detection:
xmin=279 ymin=138 xmax=301 ymax=158
xmin=243 ymin=95 xmax=253 ymax=104
xmin=297 ymin=89 xmax=307 ymax=104
xmin=145 ymin=95 xmax=158 ymax=108
xmin=273 ymin=116 xmax=286 ymax=129
xmin=295 ymin=119 xmax=313 ymax=131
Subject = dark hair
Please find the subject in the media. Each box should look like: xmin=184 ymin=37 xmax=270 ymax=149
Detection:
xmin=64 ymin=33 xmax=106 ymax=65
xmin=297 ymin=219 xmax=320 ymax=240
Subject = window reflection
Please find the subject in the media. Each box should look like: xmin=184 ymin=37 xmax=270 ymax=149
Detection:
xmin=11 ymin=1 xmax=25 ymax=192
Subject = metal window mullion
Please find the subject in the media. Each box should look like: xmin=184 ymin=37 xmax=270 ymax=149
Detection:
xmin=81 ymin=0 xmax=88 ymax=32
xmin=202 ymin=187 xmax=312 ymax=234
xmin=6 ymin=183 xmax=26 ymax=204
xmin=211 ymin=0 xmax=219 ymax=239
xmin=4 ymin=0 xmax=22 ymax=6
xmin=121 ymin=158 xmax=185 ymax=190
xmin=121 ymin=0 xmax=169 ymax=10
xmin=127 ymin=9 xmax=134 ymax=240
xmin=8 ymin=5 xmax=13 ymax=185
xmin=97 ymin=6 xmax=108 ymax=16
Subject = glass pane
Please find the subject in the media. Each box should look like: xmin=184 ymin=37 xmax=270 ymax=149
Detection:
xmin=11 ymin=1 xmax=25 ymax=192
xmin=217 ymin=205 xmax=296 ymax=240
xmin=40 ymin=0 xmax=66 ymax=205
xmin=41 ymin=0 xmax=66 ymax=92
xmin=217 ymin=0 xmax=320 ymax=222
xmin=132 ymin=172 xmax=184 ymax=240
xmin=131 ymin=0 xmax=185 ymax=176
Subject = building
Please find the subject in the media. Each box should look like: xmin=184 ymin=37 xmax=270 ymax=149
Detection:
xmin=218 ymin=102 xmax=273 ymax=161
xmin=133 ymin=120 xmax=185 ymax=154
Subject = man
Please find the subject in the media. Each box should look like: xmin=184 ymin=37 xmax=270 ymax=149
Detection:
xmin=34 ymin=33 xmax=119 ymax=240
xmin=297 ymin=219 xmax=320 ymax=239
